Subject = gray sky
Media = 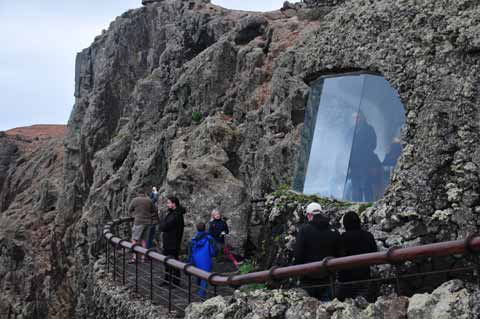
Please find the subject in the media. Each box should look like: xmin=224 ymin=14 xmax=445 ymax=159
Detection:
xmin=0 ymin=0 xmax=299 ymax=131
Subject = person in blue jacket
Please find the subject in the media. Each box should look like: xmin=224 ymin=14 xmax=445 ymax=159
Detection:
xmin=188 ymin=222 xmax=217 ymax=298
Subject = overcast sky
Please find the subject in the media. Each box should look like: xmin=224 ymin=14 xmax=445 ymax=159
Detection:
xmin=0 ymin=0 xmax=299 ymax=131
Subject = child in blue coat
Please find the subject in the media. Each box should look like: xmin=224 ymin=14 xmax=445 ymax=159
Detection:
xmin=188 ymin=222 xmax=217 ymax=298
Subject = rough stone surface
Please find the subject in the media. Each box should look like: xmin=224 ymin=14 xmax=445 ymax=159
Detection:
xmin=185 ymin=280 xmax=479 ymax=319
xmin=0 ymin=127 xmax=65 ymax=319
xmin=407 ymin=280 xmax=480 ymax=319
xmin=1 ymin=0 xmax=480 ymax=317
xmin=89 ymin=258 xmax=173 ymax=319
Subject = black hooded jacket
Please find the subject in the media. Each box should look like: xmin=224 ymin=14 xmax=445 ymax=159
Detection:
xmin=294 ymin=215 xmax=342 ymax=279
xmin=338 ymin=212 xmax=378 ymax=282
xmin=159 ymin=206 xmax=185 ymax=251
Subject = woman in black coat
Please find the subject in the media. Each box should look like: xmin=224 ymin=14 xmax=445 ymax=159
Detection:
xmin=207 ymin=209 xmax=239 ymax=268
xmin=337 ymin=211 xmax=378 ymax=301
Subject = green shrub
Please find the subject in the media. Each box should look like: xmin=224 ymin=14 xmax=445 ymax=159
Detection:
xmin=191 ymin=111 xmax=202 ymax=123
xmin=238 ymin=260 xmax=267 ymax=291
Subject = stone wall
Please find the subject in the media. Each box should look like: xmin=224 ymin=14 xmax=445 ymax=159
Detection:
xmin=87 ymin=259 xmax=172 ymax=319
xmin=185 ymin=280 xmax=480 ymax=319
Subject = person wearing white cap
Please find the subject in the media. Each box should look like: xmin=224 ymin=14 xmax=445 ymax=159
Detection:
xmin=293 ymin=202 xmax=342 ymax=301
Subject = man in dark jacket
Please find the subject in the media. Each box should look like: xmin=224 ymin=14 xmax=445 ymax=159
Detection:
xmin=159 ymin=195 xmax=185 ymax=285
xmin=294 ymin=202 xmax=342 ymax=301
xmin=337 ymin=211 xmax=378 ymax=301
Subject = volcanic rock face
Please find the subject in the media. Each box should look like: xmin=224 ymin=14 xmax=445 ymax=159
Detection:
xmin=59 ymin=0 xmax=480 ymax=316
xmin=184 ymin=280 xmax=480 ymax=319
xmin=61 ymin=5 xmax=318 ymax=316
xmin=0 ymin=126 xmax=65 ymax=318
xmin=1 ymin=0 xmax=480 ymax=317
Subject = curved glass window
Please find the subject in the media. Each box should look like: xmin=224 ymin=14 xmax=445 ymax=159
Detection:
xmin=293 ymin=73 xmax=405 ymax=202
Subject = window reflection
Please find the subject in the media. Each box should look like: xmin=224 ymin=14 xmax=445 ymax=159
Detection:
xmin=293 ymin=73 xmax=405 ymax=202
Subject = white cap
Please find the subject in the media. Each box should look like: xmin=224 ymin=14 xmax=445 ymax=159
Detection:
xmin=306 ymin=202 xmax=322 ymax=215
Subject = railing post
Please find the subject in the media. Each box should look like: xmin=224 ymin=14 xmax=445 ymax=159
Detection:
xmin=168 ymin=268 xmax=173 ymax=312
xmin=465 ymin=234 xmax=480 ymax=289
xmin=113 ymin=244 xmax=117 ymax=281
xmin=329 ymin=272 xmax=336 ymax=299
xmin=150 ymin=257 xmax=153 ymax=302
xmin=386 ymin=247 xmax=402 ymax=295
xmin=122 ymin=247 xmax=126 ymax=285
xmin=188 ymin=274 xmax=192 ymax=304
xmin=106 ymin=240 xmax=110 ymax=274
xmin=394 ymin=265 xmax=402 ymax=295
xmin=475 ymin=257 xmax=480 ymax=289
xmin=135 ymin=252 xmax=138 ymax=293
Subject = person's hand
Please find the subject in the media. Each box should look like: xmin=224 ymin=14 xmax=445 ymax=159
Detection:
xmin=220 ymin=231 xmax=226 ymax=237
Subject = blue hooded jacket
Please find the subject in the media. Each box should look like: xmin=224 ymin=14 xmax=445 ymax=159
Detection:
xmin=188 ymin=231 xmax=217 ymax=271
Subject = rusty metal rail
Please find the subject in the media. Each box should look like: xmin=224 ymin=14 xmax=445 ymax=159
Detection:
xmin=103 ymin=217 xmax=480 ymax=312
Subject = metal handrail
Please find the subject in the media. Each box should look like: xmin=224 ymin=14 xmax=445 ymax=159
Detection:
xmin=103 ymin=217 xmax=480 ymax=287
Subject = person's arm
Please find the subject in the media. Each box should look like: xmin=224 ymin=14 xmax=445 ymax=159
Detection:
xmin=222 ymin=220 xmax=229 ymax=235
xmin=128 ymin=199 xmax=135 ymax=215
xmin=293 ymin=228 xmax=305 ymax=265
xmin=187 ymin=241 xmax=193 ymax=264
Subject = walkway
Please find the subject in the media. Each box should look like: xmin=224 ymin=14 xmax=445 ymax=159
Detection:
xmin=103 ymin=218 xmax=480 ymax=316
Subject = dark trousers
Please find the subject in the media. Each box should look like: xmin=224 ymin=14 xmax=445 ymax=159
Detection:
xmin=351 ymin=174 xmax=374 ymax=202
xmin=163 ymin=248 xmax=180 ymax=285
xmin=302 ymin=278 xmax=332 ymax=301
xmin=146 ymin=225 xmax=156 ymax=249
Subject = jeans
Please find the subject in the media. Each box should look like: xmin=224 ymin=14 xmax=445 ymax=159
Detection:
xmin=197 ymin=278 xmax=208 ymax=298
xmin=146 ymin=224 xmax=156 ymax=249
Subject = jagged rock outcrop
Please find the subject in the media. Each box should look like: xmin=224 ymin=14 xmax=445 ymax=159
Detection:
xmin=1 ymin=0 xmax=480 ymax=317
xmin=185 ymin=280 xmax=480 ymax=319
xmin=0 ymin=126 xmax=65 ymax=318
xmin=59 ymin=0 xmax=480 ymax=316
xmin=59 ymin=1 xmax=320 ymax=316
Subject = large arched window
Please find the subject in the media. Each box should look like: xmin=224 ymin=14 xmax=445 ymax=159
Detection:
xmin=293 ymin=73 xmax=405 ymax=202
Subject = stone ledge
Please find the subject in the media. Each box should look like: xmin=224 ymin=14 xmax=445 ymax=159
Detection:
xmin=89 ymin=258 xmax=174 ymax=319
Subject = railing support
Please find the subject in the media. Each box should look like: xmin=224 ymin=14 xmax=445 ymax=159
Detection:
xmin=168 ymin=268 xmax=173 ymax=312
xmin=135 ymin=253 xmax=138 ymax=293
xmin=106 ymin=240 xmax=110 ymax=274
xmin=386 ymin=247 xmax=402 ymax=295
xmin=188 ymin=274 xmax=192 ymax=304
xmin=394 ymin=265 xmax=402 ymax=295
xmin=122 ymin=247 xmax=126 ymax=285
xmin=150 ymin=257 xmax=153 ymax=302
xmin=113 ymin=244 xmax=117 ymax=281
xmin=466 ymin=234 xmax=480 ymax=289
xmin=329 ymin=273 xmax=336 ymax=299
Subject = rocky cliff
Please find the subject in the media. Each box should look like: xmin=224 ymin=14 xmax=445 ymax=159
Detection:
xmin=1 ymin=0 xmax=480 ymax=317
xmin=0 ymin=126 xmax=65 ymax=318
